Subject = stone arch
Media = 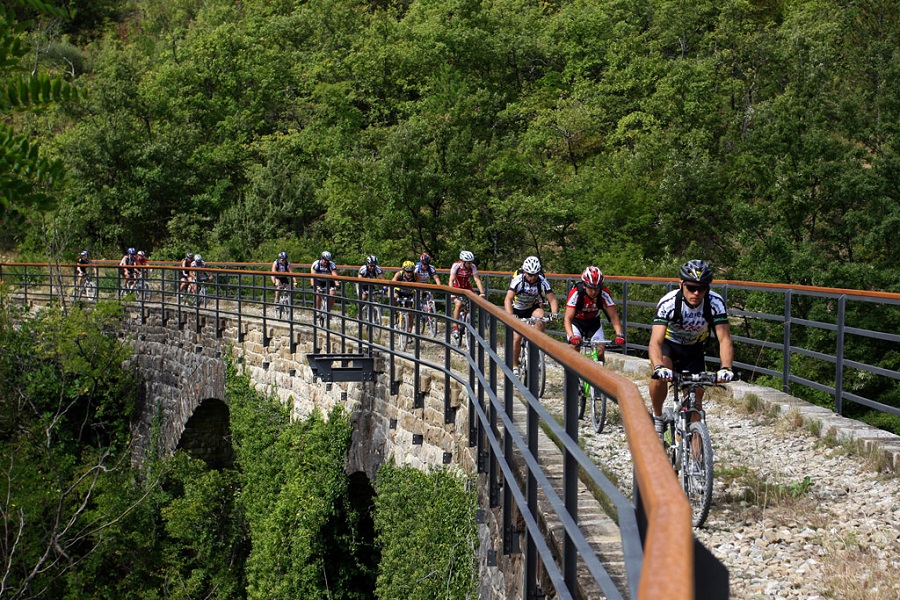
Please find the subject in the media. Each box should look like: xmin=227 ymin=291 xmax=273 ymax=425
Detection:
xmin=176 ymin=398 xmax=234 ymax=469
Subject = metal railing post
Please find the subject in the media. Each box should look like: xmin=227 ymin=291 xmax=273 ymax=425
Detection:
xmin=563 ymin=368 xmax=580 ymax=592
xmin=835 ymin=295 xmax=846 ymax=415
xmin=503 ymin=323 xmax=517 ymax=555
xmin=783 ymin=290 xmax=792 ymax=394
xmin=621 ymin=281 xmax=629 ymax=355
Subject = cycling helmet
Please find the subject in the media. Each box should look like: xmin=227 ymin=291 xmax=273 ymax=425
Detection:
xmin=522 ymin=256 xmax=541 ymax=275
xmin=419 ymin=253 xmax=431 ymax=265
xmin=581 ymin=266 xmax=603 ymax=288
xmin=194 ymin=254 xmax=203 ymax=262
xmin=186 ymin=252 xmax=194 ymax=260
xmin=80 ymin=251 xmax=89 ymax=257
xmin=278 ymin=251 xmax=288 ymax=260
xmin=127 ymin=247 xmax=136 ymax=255
xmin=402 ymin=260 xmax=416 ymax=272
xmin=366 ymin=255 xmax=378 ymax=266
xmin=679 ymin=260 xmax=713 ymax=284
xmin=321 ymin=251 xmax=332 ymax=261
xmin=459 ymin=250 xmax=475 ymax=262
xmin=137 ymin=250 xmax=146 ymax=257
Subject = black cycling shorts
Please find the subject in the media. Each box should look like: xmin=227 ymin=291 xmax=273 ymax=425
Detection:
xmin=513 ymin=306 xmax=538 ymax=319
xmin=660 ymin=339 xmax=706 ymax=374
xmin=315 ymin=279 xmax=335 ymax=291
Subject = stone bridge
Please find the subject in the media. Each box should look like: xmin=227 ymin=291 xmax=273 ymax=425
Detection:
xmin=126 ymin=304 xmax=586 ymax=600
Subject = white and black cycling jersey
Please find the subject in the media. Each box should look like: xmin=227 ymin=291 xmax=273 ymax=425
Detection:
xmin=358 ymin=264 xmax=383 ymax=278
xmin=312 ymin=259 xmax=336 ymax=275
xmin=414 ymin=262 xmax=437 ymax=284
xmin=508 ymin=273 xmax=551 ymax=310
xmin=653 ymin=289 xmax=728 ymax=345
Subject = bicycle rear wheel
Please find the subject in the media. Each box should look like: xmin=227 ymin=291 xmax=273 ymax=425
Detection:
xmin=589 ymin=386 xmax=608 ymax=433
xmin=684 ymin=421 xmax=714 ymax=527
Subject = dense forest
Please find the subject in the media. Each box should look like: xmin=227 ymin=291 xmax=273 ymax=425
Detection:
xmin=0 ymin=0 xmax=896 ymax=291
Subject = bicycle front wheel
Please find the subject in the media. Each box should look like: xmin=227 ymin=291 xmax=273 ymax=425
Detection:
xmin=589 ymin=386 xmax=608 ymax=434
xmin=397 ymin=312 xmax=410 ymax=351
xmin=684 ymin=421 xmax=714 ymax=528
xmin=537 ymin=349 xmax=547 ymax=397
xmin=577 ymin=384 xmax=587 ymax=420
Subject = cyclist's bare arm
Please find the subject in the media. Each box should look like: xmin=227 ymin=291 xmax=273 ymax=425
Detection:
xmin=714 ymin=322 xmax=735 ymax=369
xmin=503 ymin=289 xmax=515 ymax=314
xmin=472 ymin=274 xmax=485 ymax=295
xmin=563 ymin=305 xmax=576 ymax=339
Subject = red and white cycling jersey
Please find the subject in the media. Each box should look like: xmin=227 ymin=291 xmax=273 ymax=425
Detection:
xmin=449 ymin=261 xmax=478 ymax=290
xmin=565 ymin=285 xmax=615 ymax=320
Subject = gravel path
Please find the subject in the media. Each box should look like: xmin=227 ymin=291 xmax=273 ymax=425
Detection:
xmin=542 ymin=357 xmax=900 ymax=599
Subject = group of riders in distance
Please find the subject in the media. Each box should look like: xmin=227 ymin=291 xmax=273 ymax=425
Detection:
xmin=76 ymin=248 xmax=735 ymax=431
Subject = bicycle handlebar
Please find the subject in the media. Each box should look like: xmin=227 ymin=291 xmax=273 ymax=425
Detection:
xmin=651 ymin=370 xmax=740 ymax=384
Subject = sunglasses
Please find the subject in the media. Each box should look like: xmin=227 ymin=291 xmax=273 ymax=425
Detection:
xmin=684 ymin=284 xmax=709 ymax=294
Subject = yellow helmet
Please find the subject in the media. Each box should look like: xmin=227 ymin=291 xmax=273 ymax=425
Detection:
xmin=402 ymin=260 xmax=416 ymax=272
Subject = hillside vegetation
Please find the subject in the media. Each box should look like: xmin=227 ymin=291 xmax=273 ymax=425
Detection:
xmin=1 ymin=0 xmax=895 ymax=291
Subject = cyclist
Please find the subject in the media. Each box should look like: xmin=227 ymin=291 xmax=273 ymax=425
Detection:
xmin=392 ymin=261 xmax=418 ymax=333
xmin=504 ymin=256 xmax=559 ymax=377
xmin=310 ymin=251 xmax=338 ymax=312
xmin=271 ymin=252 xmax=293 ymax=303
xmin=119 ymin=247 xmax=137 ymax=291
xmin=135 ymin=250 xmax=149 ymax=281
xmin=357 ymin=255 xmax=384 ymax=301
xmin=648 ymin=260 xmax=734 ymax=440
xmin=190 ymin=254 xmax=209 ymax=293
xmin=75 ymin=251 xmax=92 ymax=292
xmin=414 ymin=253 xmax=441 ymax=285
xmin=449 ymin=250 xmax=485 ymax=340
xmin=179 ymin=253 xmax=194 ymax=296
xmin=564 ymin=266 xmax=626 ymax=363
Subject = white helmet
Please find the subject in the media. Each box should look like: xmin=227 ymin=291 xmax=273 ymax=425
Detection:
xmin=459 ymin=250 xmax=475 ymax=262
xmin=522 ymin=256 xmax=541 ymax=275
xmin=321 ymin=251 xmax=332 ymax=261
xmin=194 ymin=254 xmax=203 ymax=262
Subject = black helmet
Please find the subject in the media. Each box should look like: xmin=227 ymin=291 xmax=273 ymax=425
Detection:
xmin=278 ymin=251 xmax=288 ymax=260
xmin=680 ymin=260 xmax=713 ymax=284
xmin=366 ymin=255 xmax=378 ymax=266
xmin=186 ymin=252 xmax=194 ymax=260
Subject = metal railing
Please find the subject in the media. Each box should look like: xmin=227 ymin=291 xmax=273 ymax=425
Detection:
xmin=0 ymin=261 xmax=704 ymax=600
xmin=147 ymin=260 xmax=899 ymax=420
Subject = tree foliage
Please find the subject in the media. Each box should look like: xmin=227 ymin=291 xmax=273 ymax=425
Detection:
xmin=373 ymin=465 xmax=478 ymax=600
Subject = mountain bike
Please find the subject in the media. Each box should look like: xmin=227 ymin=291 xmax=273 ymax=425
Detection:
xmin=275 ymin=283 xmax=291 ymax=319
xmin=420 ymin=291 xmax=438 ymax=337
xmin=452 ymin=297 xmax=469 ymax=350
xmin=131 ymin=275 xmax=150 ymax=302
xmin=517 ymin=316 xmax=549 ymax=397
xmin=654 ymin=370 xmax=736 ymax=528
xmin=394 ymin=294 xmax=415 ymax=352
xmin=73 ymin=272 xmax=96 ymax=301
xmin=577 ymin=340 xmax=620 ymax=433
xmin=360 ymin=286 xmax=386 ymax=342
xmin=188 ymin=277 xmax=209 ymax=308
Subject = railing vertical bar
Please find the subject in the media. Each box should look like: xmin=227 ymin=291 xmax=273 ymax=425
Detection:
xmin=489 ymin=312 xmax=500 ymax=508
xmin=563 ymin=368 xmax=580 ymax=593
xmin=503 ymin=323 xmax=516 ymax=554
xmin=444 ymin=290 xmax=453 ymax=424
xmin=621 ymin=281 xmax=629 ymax=355
xmin=526 ymin=339 xmax=540 ymax=599
xmin=783 ymin=290 xmax=791 ymax=394
xmin=835 ymin=295 xmax=846 ymax=415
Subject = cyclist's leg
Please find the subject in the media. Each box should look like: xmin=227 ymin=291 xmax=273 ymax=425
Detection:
xmin=327 ymin=284 xmax=336 ymax=310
